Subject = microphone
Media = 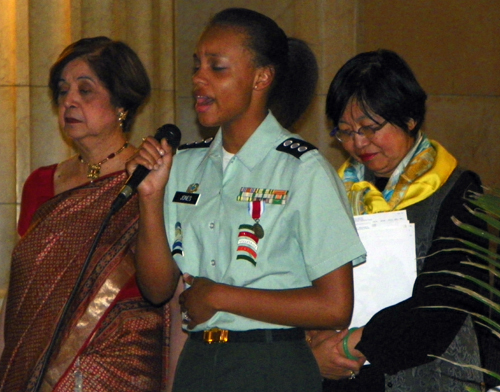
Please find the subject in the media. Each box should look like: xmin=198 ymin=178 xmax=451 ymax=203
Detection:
xmin=110 ymin=124 xmax=182 ymax=214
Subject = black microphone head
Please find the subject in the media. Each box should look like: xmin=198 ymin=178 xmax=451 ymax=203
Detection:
xmin=155 ymin=124 xmax=182 ymax=149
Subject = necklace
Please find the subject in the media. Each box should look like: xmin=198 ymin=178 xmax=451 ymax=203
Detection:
xmin=78 ymin=141 xmax=129 ymax=181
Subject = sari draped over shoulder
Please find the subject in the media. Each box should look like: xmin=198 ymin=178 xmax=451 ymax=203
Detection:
xmin=0 ymin=172 xmax=168 ymax=392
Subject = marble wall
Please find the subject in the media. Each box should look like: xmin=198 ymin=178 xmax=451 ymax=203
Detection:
xmin=1 ymin=0 xmax=498 ymax=304
xmin=358 ymin=0 xmax=500 ymax=189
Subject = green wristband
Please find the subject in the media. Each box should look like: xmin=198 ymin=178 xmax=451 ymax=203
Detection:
xmin=342 ymin=327 xmax=359 ymax=361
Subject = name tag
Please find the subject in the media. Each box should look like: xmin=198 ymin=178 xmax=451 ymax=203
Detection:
xmin=173 ymin=191 xmax=200 ymax=205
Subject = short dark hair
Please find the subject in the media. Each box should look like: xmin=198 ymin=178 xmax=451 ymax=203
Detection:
xmin=326 ymin=49 xmax=427 ymax=137
xmin=208 ymin=8 xmax=318 ymax=128
xmin=49 ymin=36 xmax=151 ymax=132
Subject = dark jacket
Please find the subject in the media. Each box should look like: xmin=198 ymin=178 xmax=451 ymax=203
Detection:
xmin=324 ymin=169 xmax=495 ymax=391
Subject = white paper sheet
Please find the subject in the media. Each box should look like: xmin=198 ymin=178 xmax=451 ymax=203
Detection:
xmin=350 ymin=211 xmax=417 ymax=327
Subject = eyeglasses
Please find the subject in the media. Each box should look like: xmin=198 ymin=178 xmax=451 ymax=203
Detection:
xmin=330 ymin=120 xmax=388 ymax=143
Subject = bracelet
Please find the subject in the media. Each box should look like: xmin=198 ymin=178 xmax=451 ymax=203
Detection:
xmin=342 ymin=327 xmax=359 ymax=361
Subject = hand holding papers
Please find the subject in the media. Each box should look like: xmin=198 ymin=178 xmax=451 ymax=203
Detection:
xmin=351 ymin=210 xmax=416 ymax=328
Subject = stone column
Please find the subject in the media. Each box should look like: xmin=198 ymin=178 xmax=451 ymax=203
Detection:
xmin=293 ymin=0 xmax=358 ymax=168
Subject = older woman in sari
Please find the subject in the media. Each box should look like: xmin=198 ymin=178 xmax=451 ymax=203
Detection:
xmin=0 ymin=37 xmax=169 ymax=392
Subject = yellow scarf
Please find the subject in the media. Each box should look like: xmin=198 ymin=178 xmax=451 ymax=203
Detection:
xmin=338 ymin=139 xmax=457 ymax=215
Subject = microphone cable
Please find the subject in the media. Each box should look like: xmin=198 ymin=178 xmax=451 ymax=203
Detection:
xmin=33 ymin=123 xmax=181 ymax=390
xmin=33 ymin=208 xmax=115 ymax=391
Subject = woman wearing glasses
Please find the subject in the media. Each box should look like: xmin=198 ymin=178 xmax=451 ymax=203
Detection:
xmin=309 ymin=49 xmax=494 ymax=391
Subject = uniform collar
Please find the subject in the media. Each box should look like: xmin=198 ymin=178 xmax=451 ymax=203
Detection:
xmin=206 ymin=112 xmax=288 ymax=171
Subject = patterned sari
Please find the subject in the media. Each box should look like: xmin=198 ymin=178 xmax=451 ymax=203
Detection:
xmin=0 ymin=171 xmax=168 ymax=392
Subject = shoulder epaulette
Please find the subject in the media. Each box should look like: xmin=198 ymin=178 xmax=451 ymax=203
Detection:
xmin=178 ymin=137 xmax=214 ymax=151
xmin=276 ymin=138 xmax=317 ymax=159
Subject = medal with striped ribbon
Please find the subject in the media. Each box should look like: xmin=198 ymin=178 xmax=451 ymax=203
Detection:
xmin=249 ymin=200 xmax=265 ymax=239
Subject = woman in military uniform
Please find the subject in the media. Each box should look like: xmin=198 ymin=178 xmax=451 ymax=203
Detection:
xmin=130 ymin=8 xmax=366 ymax=392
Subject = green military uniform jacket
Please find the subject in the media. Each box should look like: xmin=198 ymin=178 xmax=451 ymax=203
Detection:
xmin=165 ymin=112 xmax=365 ymax=332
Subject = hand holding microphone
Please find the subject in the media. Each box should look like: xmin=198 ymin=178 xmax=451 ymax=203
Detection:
xmin=111 ymin=124 xmax=181 ymax=214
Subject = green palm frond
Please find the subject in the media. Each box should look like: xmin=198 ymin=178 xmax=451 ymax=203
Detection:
xmin=421 ymin=303 xmax=500 ymax=331
xmin=426 ymin=355 xmax=500 ymax=391
xmin=460 ymin=261 xmax=500 ymax=280
xmin=466 ymin=189 xmax=500 ymax=218
xmin=434 ymin=237 xmax=500 ymax=261
xmin=463 ymin=203 xmax=500 ymax=231
xmin=427 ymin=355 xmax=500 ymax=381
xmin=426 ymin=187 xmax=500 ymax=384
xmin=474 ymin=320 xmax=500 ymax=340
xmin=427 ymin=247 xmax=500 ymax=269
xmin=451 ymin=216 xmax=500 ymax=245
xmin=423 ymin=283 xmax=500 ymax=317
xmin=423 ymin=269 xmax=500 ymax=299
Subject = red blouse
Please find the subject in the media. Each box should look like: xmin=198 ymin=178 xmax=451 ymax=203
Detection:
xmin=18 ymin=165 xmax=57 ymax=237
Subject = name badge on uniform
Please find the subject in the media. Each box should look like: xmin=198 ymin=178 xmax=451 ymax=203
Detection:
xmin=173 ymin=192 xmax=200 ymax=205
xmin=173 ymin=183 xmax=200 ymax=205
